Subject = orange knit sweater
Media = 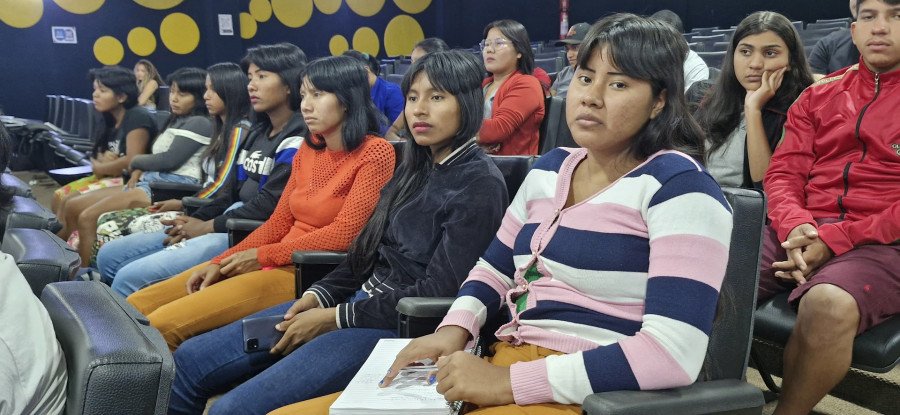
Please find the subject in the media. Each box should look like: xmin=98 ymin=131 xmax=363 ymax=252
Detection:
xmin=211 ymin=135 xmax=395 ymax=267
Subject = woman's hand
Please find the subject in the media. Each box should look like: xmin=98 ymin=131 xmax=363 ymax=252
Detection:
xmin=148 ymin=199 xmax=183 ymax=213
xmin=185 ymin=263 xmax=223 ymax=294
xmin=219 ymin=248 xmax=262 ymax=277
xmin=160 ymin=216 xmax=213 ymax=244
xmin=434 ymin=352 xmax=515 ymax=407
xmin=744 ymin=67 xmax=787 ymax=112
xmin=381 ymin=326 xmax=470 ymax=387
xmin=269 ymin=308 xmax=337 ymax=355
xmin=125 ymin=170 xmax=142 ymax=189
xmin=283 ymin=294 xmax=321 ymax=320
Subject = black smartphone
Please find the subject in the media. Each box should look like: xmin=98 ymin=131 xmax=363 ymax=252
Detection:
xmin=241 ymin=315 xmax=284 ymax=353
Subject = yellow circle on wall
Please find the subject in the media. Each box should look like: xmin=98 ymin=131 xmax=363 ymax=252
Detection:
xmin=54 ymin=0 xmax=105 ymax=14
xmin=249 ymin=0 xmax=272 ymax=22
xmin=160 ymin=13 xmax=200 ymax=54
xmin=0 ymin=0 xmax=43 ymax=29
xmin=133 ymin=0 xmax=183 ymax=10
xmin=127 ymin=27 xmax=156 ymax=56
xmin=346 ymin=0 xmax=383 ymax=17
xmin=271 ymin=0 xmax=313 ymax=28
xmin=393 ymin=0 xmax=430 ymax=14
xmin=329 ymin=35 xmax=349 ymax=56
xmin=384 ymin=15 xmax=424 ymax=56
xmin=240 ymin=12 xmax=258 ymax=39
xmin=352 ymin=27 xmax=380 ymax=56
xmin=314 ymin=0 xmax=341 ymax=15
xmin=94 ymin=36 xmax=124 ymax=65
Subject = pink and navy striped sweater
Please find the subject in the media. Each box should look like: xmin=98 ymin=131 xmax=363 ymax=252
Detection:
xmin=437 ymin=147 xmax=733 ymax=405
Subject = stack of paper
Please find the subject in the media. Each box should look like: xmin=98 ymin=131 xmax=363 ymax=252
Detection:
xmin=329 ymin=338 xmax=454 ymax=415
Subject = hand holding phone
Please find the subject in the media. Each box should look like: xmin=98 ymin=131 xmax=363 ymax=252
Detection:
xmin=242 ymin=315 xmax=284 ymax=353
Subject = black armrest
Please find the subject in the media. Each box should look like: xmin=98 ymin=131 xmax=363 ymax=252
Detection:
xmin=291 ymin=250 xmax=347 ymax=298
xmin=149 ymin=182 xmax=201 ymax=203
xmin=396 ymin=297 xmax=455 ymax=338
xmin=181 ymin=196 xmax=213 ymax=216
xmin=291 ymin=250 xmax=348 ymax=265
xmin=225 ymin=218 xmax=263 ymax=247
xmin=396 ymin=297 xmax=454 ymax=318
xmin=582 ymin=379 xmax=765 ymax=415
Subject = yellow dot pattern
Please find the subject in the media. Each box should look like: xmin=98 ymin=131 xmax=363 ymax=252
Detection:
xmin=133 ymin=0 xmax=183 ymax=10
xmin=314 ymin=0 xmax=341 ymax=15
xmin=127 ymin=27 xmax=156 ymax=56
xmin=271 ymin=0 xmax=313 ymax=28
xmin=346 ymin=0 xmax=383 ymax=17
xmin=249 ymin=0 xmax=272 ymax=22
xmin=159 ymin=12 xmax=199 ymax=54
xmin=240 ymin=12 xmax=258 ymax=39
xmin=352 ymin=27 xmax=380 ymax=56
xmin=329 ymin=35 xmax=349 ymax=56
xmin=392 ymin=0 xmax=430 ymax=14
xmin=94 ymin=35 xmax=124 ymax=65
xmin=54 ymin=0 xmax=105 ymax=14
xmin=0 ymin=0 xmax=43 ymax=29
xmin=384 ymin=14 xmax=424 ymax=56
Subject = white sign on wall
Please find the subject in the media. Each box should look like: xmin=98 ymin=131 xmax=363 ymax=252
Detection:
xmin=52 ymin=26 xmax=77 ymax=44
xmin=218 ymin=14 xmax=234 ymax=36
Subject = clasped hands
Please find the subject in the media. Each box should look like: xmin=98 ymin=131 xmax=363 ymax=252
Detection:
xmin=772 ymin=223 xmax=834 ymax=285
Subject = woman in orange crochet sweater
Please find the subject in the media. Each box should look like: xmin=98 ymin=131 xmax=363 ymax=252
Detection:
xmin=128 ymin=56 xmax=395 ymax=350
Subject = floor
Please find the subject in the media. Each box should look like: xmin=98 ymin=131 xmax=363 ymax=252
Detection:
xmin=14 ymin=170 xmax=899 ymax=414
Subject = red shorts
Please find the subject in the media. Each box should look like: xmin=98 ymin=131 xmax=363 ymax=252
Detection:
xmin=758 ymin=220 xmax=900 ymax=334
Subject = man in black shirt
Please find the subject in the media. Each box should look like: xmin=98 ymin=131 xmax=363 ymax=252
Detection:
xmin=809 ymin=0 xmax=860 ymax=79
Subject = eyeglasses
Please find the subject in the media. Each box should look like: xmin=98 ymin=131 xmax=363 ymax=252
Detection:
xmin=479 ymin=38 xmax=511 ymax=50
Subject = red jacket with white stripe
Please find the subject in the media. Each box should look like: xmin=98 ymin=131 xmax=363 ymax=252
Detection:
xmin=764 ymin=59 xmax=900 ymax=256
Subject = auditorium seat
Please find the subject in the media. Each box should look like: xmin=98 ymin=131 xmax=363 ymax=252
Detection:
xmin=41 ymin=281 xmax=175 ymax=415
xmin=2 ymin=228 xmax=79 ymax=296
xmin=1 ymin=195 xmax=60 ymax=242
xmin=1 ymin=172 xmax=33 ymax=198
xmin=538 ymin=96 xmax=575 ymax=154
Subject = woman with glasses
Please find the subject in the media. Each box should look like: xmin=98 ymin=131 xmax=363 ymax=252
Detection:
xmin=478 ymin=19 xmax=545 ymax=155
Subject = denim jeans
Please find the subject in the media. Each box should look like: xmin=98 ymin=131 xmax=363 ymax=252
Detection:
xmin=170 ymin=291 xmax=395 ymax=415
xmin=133 ymin=171 xmax=200 ymax=201
xmin=96 ymin=202 xmax=243 ymax=297
xmin=98 ymin=231 xmax=229 ymax=297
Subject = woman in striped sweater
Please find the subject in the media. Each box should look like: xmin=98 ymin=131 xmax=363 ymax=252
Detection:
xmin=379 ymin=14 xmax=734 ymax=414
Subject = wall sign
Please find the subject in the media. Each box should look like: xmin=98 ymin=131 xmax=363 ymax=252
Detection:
xmin=52 ymin=26 xmax=78 ymax=44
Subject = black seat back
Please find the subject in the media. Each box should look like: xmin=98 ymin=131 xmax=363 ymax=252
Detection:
xmin=538 ymin=96 xmax=575 ymax=154
xmin=1 ymin=195 xmax=60 ymax=242
xmin=41 ymin=281 xmax=175 ymax=415
xmin=703 ymin=187 xmax=766 ymax=380
xmin=490 ymin=155 xmax=535 ymax=201
xmin=1 ymin=228 xmax=80 ymax=295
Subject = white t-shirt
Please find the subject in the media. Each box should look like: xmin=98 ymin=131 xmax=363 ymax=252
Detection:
xmin=0 ymin=253 xmax=67 ymax=415
xmin=684 ymin=50 xmax=710 ymax=91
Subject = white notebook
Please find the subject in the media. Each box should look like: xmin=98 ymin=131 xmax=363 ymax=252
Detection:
xmin=329 ymin=338 xmax=456 ymax=415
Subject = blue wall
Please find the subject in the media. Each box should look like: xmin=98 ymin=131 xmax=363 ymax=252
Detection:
xmin=0 ymin=0 xmax=847 ymax=121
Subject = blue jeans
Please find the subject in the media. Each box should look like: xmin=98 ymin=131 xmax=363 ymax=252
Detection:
xmin=98 ymin=231 xmax=229 ymax=297
xmin=133 ymin=171 xmax=200 ymax=200
xmin=170 ymin=292 xmax=395 ymax=415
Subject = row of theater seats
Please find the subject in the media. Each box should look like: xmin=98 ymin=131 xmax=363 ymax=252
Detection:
xmin=687 ymin=17 xmax=852 ymax=68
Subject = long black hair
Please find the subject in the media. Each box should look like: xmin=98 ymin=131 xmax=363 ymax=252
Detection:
xmin=577 ymin=13 xmax=706 ymax=162
xmin=483 ymin=19 xmax=535 ymax=75
xmin=204 ymin=62 xmax=251 ymax=162
xmin=694 ymin=11 xmax=813 ymax=152
xmin=240 ymin=42 xmax=307 ymax=128
xmin=162 ymin=67 xmax=208 ymax=130
xmin=347 ymin=50 xmax=485 ymax=277
xmin=89 ymin=66 xmax=140 ymax=157
xmin=301 ymin=56 xmax=384 ymax=151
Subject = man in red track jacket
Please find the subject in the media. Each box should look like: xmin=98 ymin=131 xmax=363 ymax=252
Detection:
xmin=758 ymin=1 xmax=900 ymax=414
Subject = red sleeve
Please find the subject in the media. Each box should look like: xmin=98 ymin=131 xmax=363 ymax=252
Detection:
xmin=763 ymin=90 xmax=818 ymax=242
xmin=817 ymin=201 xmax=900 ymax=256
xmin=210 ymin=146 xmax=302 ymax=264
xmin=254 ymin=141 xmax=395 ymax=266
xmin=479 ymin=75 xmax=544 ymax=145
